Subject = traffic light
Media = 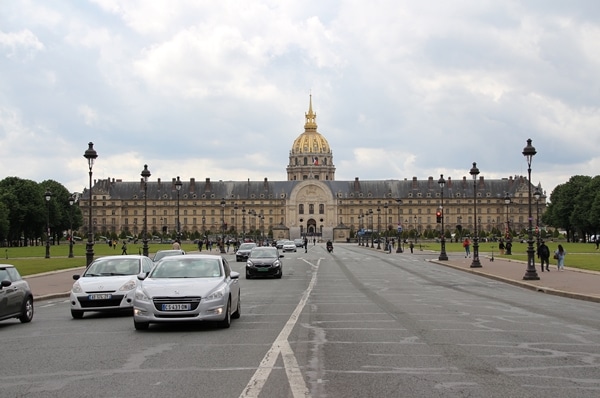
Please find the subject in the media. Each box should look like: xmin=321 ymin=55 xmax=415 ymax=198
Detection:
xmin=436 ymin=210 xmax=442 ymax=223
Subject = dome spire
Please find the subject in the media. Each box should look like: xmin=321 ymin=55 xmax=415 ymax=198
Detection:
xmin=304 ymin=94 xmax=317 ymax=131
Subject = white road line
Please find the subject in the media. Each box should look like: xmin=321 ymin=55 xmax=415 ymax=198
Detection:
xmin=239 ymin=258 xmax=318 ymax=398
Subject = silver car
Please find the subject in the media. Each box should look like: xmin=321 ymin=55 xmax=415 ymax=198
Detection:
xmin=70 ymin=255 xmax=155 ymax=319
xmin=0 ymin=264 xmax=34 ymax=324
xmin=133 ymin=254 xmax=240 ymax=330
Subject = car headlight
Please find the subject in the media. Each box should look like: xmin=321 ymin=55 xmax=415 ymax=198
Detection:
xmin=134 ymin=288 xmax=150 ymax=301
xmin=72 ymin=281 xmax=82 ymax=294
xmin=119 ymin=279 xmax=137 ymax=292
xmin=273 ymin=260 xmax=281 ymax=268
xmin=204 ymin=287 xmax=225 ymax=302
xmin=246 ymin=259 xmax=254 ymax=267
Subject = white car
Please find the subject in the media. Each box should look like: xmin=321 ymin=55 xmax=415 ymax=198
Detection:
xmin=70 ymin=255 xmax=155 ymax=319
xmin=282 ymin=240 xmax=297 ymax=252
xmin=133 ymin=254 xmax=240 ymax=330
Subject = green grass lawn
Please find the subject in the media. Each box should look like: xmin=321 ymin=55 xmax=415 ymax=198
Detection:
xmin=3 ymin=240 xmax=599 ymax=276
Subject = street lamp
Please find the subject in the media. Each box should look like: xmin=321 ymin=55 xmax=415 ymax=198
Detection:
xmin=202 ymin=216 xmax=206 ymax=245
xmin=522 ymin=138 xmax=540 ymax=280
xmin=504 ymin=192 xmax=512 ymax=255
xmin=233 ymin=203 xmax=238 ymax=242
xmin=396 ymin=199 xmax=403 ymax=253
xmin=242 ymin=204 xmax=246 ymax=241
xmin=376 ymin=206 xmax=381 ymax=249
xmin=414 ymin=215 xmax=418 ymax=244
xmin=44 ymin=188 xmax=52 ymax=258
xmin=469 ymin=162 xmax=482 ymax=268
xmin=68 ymin=195 xmax=75 ymax=258
xmin=84 ymin=142 xmax=97 ymax=266
xmin=175 ymin=176 xmax=182 ymax=241
xmin=438 ymin=174 xmax=448 ymax=261
xmin=141 ymin=165 xmax=151 ymax=257
xmin=369 ymin=209 xmax=374 ymax=248
xmin=220 ymin=199 xmax=226 ymax=253
xmin=534 ymin=185 xmax=542 ymax=250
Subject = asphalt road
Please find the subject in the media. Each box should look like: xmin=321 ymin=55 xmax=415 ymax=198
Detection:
xmin=1 ymin=244 xmax=599 ymax=397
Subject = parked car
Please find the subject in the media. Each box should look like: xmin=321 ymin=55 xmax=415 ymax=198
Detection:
xmin=153 ymin=249 xmax=185 ymax=262
xmin=70 ymin=255 xmax=154 ymax=319
xmin=246 ymin=247 xmax=284 ymax=279
xmin=282 ymin=240 xmax=297 ymax=252
xmin=294 ymin=238 xmax=304 ymax=247
xmin=0 ymin=264 xmax=34 ymax=324
xmin=236 ymin=242 xmax=257 ymax=262
xmin=132 ymin=254 xmax=240 ymax=330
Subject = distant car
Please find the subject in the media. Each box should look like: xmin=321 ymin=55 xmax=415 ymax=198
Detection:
xmin=282 ymin=240 xmax=297 ymax=252
xmin=246 ymin=247 xmax=283 ymax=279
xmin=236 ymin=242 xmax=257 ymax=262
xmin=276 ymin=240 xmax=286 ymax=249
xmin=294 ymin=238 xmax=304 ymax=247
xmin=153 ymin=249 xmax=185 ymax=262
xmin=0 ymin=264 xmax=34 ymax=324
xmin=70 ymin=255 xmax=155 ymax=319
xmin=132 ymin=254 xmax=240 ymax=330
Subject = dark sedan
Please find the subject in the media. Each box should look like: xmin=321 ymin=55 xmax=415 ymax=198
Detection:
xmin=0 ymin=264 xmax=34 ymax=324
xmin=236 ymin=242 xmax=257 ymax=262
xmin=245 ymin=247 xmax=283 ymax=279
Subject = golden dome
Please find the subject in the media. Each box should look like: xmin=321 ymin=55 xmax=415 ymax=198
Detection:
xmin=291 ymin=96 xmax=331 ymax=154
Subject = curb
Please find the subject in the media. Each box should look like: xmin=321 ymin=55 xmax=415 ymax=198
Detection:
xmin=429 ymin=259 xmax=600 ymax=303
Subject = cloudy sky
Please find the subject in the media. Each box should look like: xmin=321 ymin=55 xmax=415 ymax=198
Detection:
xmin=2 ymin=0 xmax=599 ymax=198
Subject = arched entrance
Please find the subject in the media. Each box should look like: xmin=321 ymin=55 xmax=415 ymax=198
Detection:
xmin=306 ymin=218 xmax=318 ymax=236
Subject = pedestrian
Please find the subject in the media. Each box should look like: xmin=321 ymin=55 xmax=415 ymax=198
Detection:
xmin=197 ymin=239 xmax=202 ymax=252
xmin=537 ymin=240 xmax=550 ymax=272
xmin=554 ymin=244 xmax=566 ymax=271
xmin=172 ymin=240 xmax=181 ymax=250
xmin=498 ymin=240 xmax=505 ymax=255
xmin=303 ymin=237 xmax=308 ymax=253
xmin=226 ymin=240 xmax=230 ymax=253
xmin=463 ymin=238 xmax=471 ymax=258
xmin=313 ymin=238 xmax=316 ymax=246
xmin=409 ymin=241 xmax=414 ymax=254
xmin=121 ymin=241 xmax=128 ymax=255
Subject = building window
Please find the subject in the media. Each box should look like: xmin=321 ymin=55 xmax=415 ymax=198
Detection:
xmin=319 ymin=204 xmax=324 ymax=214
xmin=309 ymin=204 xmax=314 ymax=214
xmin=299 ymin=204 xmax=304 ymax=214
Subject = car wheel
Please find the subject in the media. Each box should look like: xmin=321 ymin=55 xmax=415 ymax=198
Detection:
xmin=246 ymin=271 xmax=252 ymax=279
xmin=19 ymin=296 xmax=34 ymax=323
xmin=134 ymin=320 xmax=149 ymax=330
xmin=276 ymin=271 xmax=283 ymax=279
xmin=218 ymin=299 xmax=231 ymax=329
xmin=231 ymin=296 xmax=241 ymax=319
xmin=71 ymin=309 xmax=84 ymax=319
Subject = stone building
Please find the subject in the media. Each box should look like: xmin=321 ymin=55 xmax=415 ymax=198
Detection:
xmin=80 ymin=97 xmax=545 ymax=243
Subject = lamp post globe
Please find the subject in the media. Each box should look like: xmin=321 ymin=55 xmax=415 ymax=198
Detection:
xmin=84 ymin=142 xmax=98 ymax=266
xmin=220 ymin=199 xmax=226 ymax=253
xmin=141 ymin=165 xmax=151 ymax=257
xmin=175 ymin=176 xmax=182 ymax=242
xmin=44 ymin=189 xmax=52 ymax=259
xmin=469 ymin=162 xmax=482 ymax=268
xmin=438 ymin=174 xmax=448 ymax=261
xmin=68 ymin=195 xmax=75 ymax=258
xmin=522 ymin=138 xmax=540 ymax=280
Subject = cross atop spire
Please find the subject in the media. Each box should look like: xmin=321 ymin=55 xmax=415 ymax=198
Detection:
xmin=304 ymin=94 xmax=317 ymax=131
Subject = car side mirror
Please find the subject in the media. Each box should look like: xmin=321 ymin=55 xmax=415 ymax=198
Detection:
xmin=1 ymin=280 xmax=12 ymax=289
xmin=72 ymin=275 xmax=80 ymax=280
xmin=230 ymin=271 xmax=240 ymax=280
xmin=280 ymin=255 xmax=284 ymax=258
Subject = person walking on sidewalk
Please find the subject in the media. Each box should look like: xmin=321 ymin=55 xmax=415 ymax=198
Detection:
xmin=554 ymin=244 xmax=566 ymax=271
xmin=121 ymin=241 xmax=128 ymax=255
xmin=538 ymin=240 xmax=550 ymax=272
xmin=463 ymin=238 xmax=471 ymax=258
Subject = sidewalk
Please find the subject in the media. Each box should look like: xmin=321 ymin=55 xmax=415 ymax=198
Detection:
xmin=429 ymin=253 xmax=600 ymax=303
xmin=25 ymin=251 xmax=600 ymax=303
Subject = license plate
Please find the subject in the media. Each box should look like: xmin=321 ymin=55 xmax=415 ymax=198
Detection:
xmin=257 ymin=268 xmax=269 ymax=272
xmin=162 ymin=303 xmax=191 ymax=311
xmin=89 ymin=294 xmax=112 ymax=300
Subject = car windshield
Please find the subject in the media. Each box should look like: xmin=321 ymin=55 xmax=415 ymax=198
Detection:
xmin=84 ymin=259 xmax=140 ymax=276
xmin=250 ymin=248 xmax=277 ymax=258
xmin=239 ymin=243 xmax=255 ymax=250
xmin=150 ymin=258 xmax=222 ymax=278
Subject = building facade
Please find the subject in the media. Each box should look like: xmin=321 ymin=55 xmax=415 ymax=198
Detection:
xmin=80 ymin=97 xmax=545 ymax=243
